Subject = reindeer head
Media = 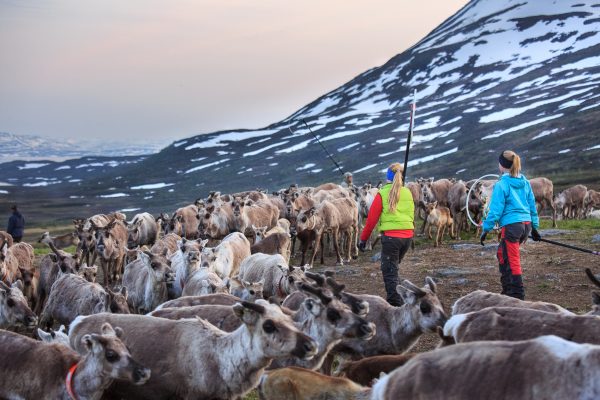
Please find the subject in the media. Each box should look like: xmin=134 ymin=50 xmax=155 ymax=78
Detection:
xmin=0 ymin=280 xmax=37 ymax=328
xmin=47 ymin=249 xmax=79 ymax=274
xmin=232 ymin=300 xmax=317 ymax=360
xmin=108 ymin=287 xmax=130 ymax=314
xmin=80 ymin=322 xmax=151 ymax=385
xmin=228 ymin=277 xmax=265 ymax=301
xmin=38 ymin=324 xmax=70 ymax=346
xmin=295 ymin=207 xmax=317 ymax=233
xmin=252 ymin=225 xmax=269 ymax=242
xmin=397 ymin=277 xmax=447 ymax=333
xmin=18 ymin=267 xmax=35 ymax=291
xmin=299 ymin=283 xmax=375 ymax=341
xmin=231 ymin=196 xmax=246 ymax=217
xmin=420 ymin=179 xmax=435 ymax=203
xmin=79 ymin=264 xmax=98 ymax=283
xmin=95 ymin=221 xmax=122 ymax=259
xmin=200 ymin=247 xmax=218 ymax=270
xmin=139 ymin=251 xmax=174 ymax=284
xmin=127 ymin=220 xmax=144 ymax=249
xmin=425 ymin=201 xmax=438 ymax=214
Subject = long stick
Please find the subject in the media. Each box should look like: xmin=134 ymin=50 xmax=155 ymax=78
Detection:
xmin=302 ymin=119 xmax=345 ymax=176
xmin=533 ymin=237 xmax=600 ymax=256
xmin=402 ymin=89 xmax=417 ymax=183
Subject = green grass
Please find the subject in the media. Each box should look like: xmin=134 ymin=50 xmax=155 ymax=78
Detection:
xmin=539 ymin=218 xmax=600 ymax=231
xmin=243 ymin=390 xmax=259 ymax=400
xmin=33 ymin=245 xmax=77 ymax=256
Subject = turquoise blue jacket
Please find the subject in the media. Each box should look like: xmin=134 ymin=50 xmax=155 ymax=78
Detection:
xmin=482 ymin=173 xmax=539 ymax=232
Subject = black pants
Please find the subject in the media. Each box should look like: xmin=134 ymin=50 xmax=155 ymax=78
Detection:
xmin=497 ymin=222 xmax=531 ymax=300
xmin=12 ymin=236 xmax=22 ymax=243
xmin=380 ymin=235 xmax=412 ymax=306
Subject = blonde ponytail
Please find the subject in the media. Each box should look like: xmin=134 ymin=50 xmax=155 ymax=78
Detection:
xmin=387 ymin=162 xmax=404 ymax=212
xmin=503 ymin=150 xmax=521 ymax=177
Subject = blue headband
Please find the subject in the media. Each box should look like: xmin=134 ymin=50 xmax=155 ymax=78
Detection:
xmin=386 ymin=168 xmax=395 ymax=181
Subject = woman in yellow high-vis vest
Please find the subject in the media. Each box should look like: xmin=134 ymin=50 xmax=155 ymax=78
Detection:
xmin=358 ymin=162 xmax=414 ymax=306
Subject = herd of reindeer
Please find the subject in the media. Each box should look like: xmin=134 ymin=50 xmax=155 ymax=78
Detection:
xmin=1 ymin=176 xmax=600 ymax=399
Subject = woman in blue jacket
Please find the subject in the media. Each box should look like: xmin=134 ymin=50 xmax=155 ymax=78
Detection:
xmin=480 ymin=150 xmax=540 ymax=300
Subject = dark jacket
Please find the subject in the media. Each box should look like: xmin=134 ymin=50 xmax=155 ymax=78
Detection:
xmin=7 ymin=211 xmax=25 ymax=238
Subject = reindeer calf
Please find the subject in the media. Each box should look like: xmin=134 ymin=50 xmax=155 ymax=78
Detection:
xmin=425 ymin=202 xmax=454 ymax=246
xmin=258 ymin=367 xmax=370 ymax=400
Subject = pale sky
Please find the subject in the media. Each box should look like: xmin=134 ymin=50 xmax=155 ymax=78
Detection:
xmin=0 ymin=0 xmax=469 ymax=144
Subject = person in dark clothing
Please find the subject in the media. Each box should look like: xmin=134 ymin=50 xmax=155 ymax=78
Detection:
xmin=7 ymin=204 xmax=25 ymax=243
xmin=358 ymin=162 xmax=414 ymax=306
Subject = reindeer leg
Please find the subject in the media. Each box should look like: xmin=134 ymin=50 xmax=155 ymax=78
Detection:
xmin=332 ymin=229 xmax=344 ymax=265
xmin=320 ymin=235 xmax=325 ymax=265
xmin=309 ymin=232 xmax=321 ymax=268
xmin=351 ymin=225 xmax=358 ymax=260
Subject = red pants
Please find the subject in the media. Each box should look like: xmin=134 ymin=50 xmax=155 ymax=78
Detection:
xmin=497 ymin=222 xmax=531 ymax=300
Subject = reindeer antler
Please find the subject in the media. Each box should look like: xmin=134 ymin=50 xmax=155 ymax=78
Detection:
xmin=299 ymin=283 xmax=332 ymax=305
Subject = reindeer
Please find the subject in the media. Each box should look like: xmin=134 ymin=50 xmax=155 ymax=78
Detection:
xmin=150 ymin=283 xmax=375 ymax=372
xmin=0 ymin=280 xmax=37 ymax=330
xmin=38 ymin=231 xmax=79 ymax=249
xmin=39 ymin=270 xmax=130 ymax=328
xmin=444 ymin=307 xmax=600 ymax=345
xmin=424 ymin=201 xmax=454 ymax=246
xmin=93 ymin=219 xmax=128 ymax=286
xmin=258 ymin=367 xmax=371 ymax=400
xmin=370 ymin=335 xmax=600 ymax=399
xmin=127 ymin=212 xmax=159 ymax=248
xmin=122 ymin=251 xmax=174 ymax=314
xmin=0 ymin=323 xmax=150 ymax=399
xmin=69 ymin=301 xmax=318 ymax=399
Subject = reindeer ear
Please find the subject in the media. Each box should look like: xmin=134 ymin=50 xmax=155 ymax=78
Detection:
xmin=81 ymin=334 xmax=97 ymax=352
xmin=397 ymin=284 xmax=417 ymax=305
xmin=593 ymin=292 xmax=600 ymax=306
xmin=100 ymin=322 xmax=116 ymax=336
xmin=113 ymin=327 xmax=124 ymax=338
xmin=38 ymin=328 xmax=53 ymax=342
xmin=303 ymin=298 xmax=320 ymax=315
xmin=138 ymin=251 xmax=151 ymax=266
xmin=425 ymin=276 xmax=437 ymax=293
xmin=11 ymin=280 xmax=24 ymax=292
xmin=232 ymin=301 xmax=264 ymax=325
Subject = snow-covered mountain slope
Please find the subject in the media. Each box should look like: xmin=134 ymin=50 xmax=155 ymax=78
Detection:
xmin=0 ymin=132 xmax=164 ymax=162
xmin=1 ymin=0 xmax=599 ymax=221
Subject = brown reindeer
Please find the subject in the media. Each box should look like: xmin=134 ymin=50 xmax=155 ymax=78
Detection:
xmin=0 ymin=231 xmax=13 ymax=249
xmin=336 ymin=354 xmax=416 ymax=386
xmin=555 ymin=184 xmax=588 ymax=219
xmin=417 ymin=178 xmax=453 ymax=233
xmin=584 ymin=189 xmax=600 ymax=216
xmin=424 ymin=202 xmax=454 ymax=247
xmin=295 ymin=197 xmax=359 ymax=267
xmin=38 ymin=231 xmax=79 ymax=249
xmin=167 ymin=205 xmax=199 ymax=239
xmin=251 ymin=225 xmax=291 ymax=263
xmin=259 ymin=367 xmax=371 ymax=400
xmin=93 ymin=219 xmax=128 ymax=286
xmin=530 ymin=177 xmax=557 ymax=227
